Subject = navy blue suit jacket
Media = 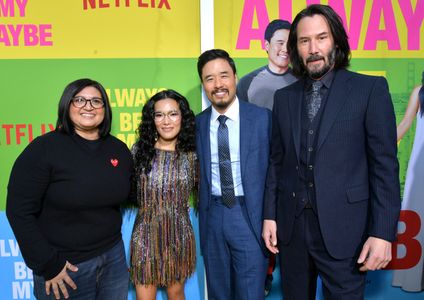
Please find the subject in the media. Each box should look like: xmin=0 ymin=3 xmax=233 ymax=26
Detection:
xmin=264 ymin=69 xmax=401 ymax=259
xmin=196 ymin=101 xmax=271 ymax=255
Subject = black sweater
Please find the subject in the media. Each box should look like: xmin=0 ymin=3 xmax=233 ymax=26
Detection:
xmin=6 ymin=131 xmax=133 ymax=280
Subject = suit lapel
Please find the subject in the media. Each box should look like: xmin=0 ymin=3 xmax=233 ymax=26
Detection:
xmin=288 ymin=81 xmax=304 ymax=162
xmin=317 ymin=70 xmax=353 ymax=151
xmin=239 ymin=102 xmax=252 ymax=180
xmin=199 ymin=108 xmax=212 ymax=185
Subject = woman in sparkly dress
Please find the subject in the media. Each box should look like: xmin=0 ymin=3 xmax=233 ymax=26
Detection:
xmin=130 ymin=89 xmax=197 ymax=300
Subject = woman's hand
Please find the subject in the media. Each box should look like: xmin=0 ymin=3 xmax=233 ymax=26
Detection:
xmin=45 ymin=261 xmax=78 ymax=299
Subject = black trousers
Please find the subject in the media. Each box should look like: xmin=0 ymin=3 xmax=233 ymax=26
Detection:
xmin=278 ymin=208 xmax=366 ymax=300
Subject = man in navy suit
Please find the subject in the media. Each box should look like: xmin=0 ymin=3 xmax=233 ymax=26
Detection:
xmin=196 ymin=49 xmax=271 ymax=299
xmin=262 ymin=4 xmax=401 ymax=299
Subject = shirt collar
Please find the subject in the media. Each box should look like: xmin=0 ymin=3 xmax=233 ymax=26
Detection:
xmin=211 ymin=97 xmax=240 ymax=123
xmin=306 ymin=69 xmax=335 ymax=91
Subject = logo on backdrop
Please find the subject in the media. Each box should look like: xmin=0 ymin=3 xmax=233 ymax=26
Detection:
xmin=387 ymin=210 xmax=422 ymax=270
xmin=107 ymin=86 xmax=166 ymax=147
xmin=82 ymin=0 xmax=171 ymax=10
xmin=0 ymin=124 xmax=54 ymax=146
xmin=236 ymin=0 xmax=423 ymax=52
xmin=0 ymin=213 xmax=34 ymax=299
xmin=0 ymin=86 xmax=165 ymax=147
xmin=0 ymin=0 xmax=53 ymax=47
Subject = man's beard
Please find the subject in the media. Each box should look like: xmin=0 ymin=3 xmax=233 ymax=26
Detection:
xmin=304 ymin=48 xmax=336 ymax=79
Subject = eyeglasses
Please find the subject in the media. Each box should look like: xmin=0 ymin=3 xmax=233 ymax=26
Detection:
xmin=71 ymin=96 xmax=105 ymax=109
xmin=153 ymin=110 xmax=181 ymax=122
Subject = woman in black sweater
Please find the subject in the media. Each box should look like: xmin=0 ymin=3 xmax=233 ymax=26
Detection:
xmin=6 ymin=79 xmax=132 ymax=300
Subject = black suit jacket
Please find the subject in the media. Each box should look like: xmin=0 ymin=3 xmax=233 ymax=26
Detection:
xmin=264 ymin=69 xmax=401 ymax=259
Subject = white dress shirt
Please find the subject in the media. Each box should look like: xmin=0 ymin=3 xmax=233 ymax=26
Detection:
xmin=210 ymin=97 xmax=244 ymax=197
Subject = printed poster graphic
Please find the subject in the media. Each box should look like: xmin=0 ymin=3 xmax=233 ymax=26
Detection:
xmin=0 ymin=0 xmax=199 ymax=58
xmin=1 ymin=0 xmax=424 ymax=298
xmin=215 ymin=0 xmax=424 ymax=58
xmin=0 ymin=1 xmax=202 ymax=298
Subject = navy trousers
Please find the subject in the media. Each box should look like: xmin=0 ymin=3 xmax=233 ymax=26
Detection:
xmin=204 ymin=196 xmax=267 ymax=300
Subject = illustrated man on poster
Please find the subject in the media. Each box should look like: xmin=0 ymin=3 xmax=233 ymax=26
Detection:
xmin=237 ymin=19 xmax=297 ymax=111
xmin=237 ymin=19 xmax=298 ymax=295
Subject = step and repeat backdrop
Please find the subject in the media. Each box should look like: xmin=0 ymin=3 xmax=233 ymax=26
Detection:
xmin=1 ymin=0 xmax=423 ymax=299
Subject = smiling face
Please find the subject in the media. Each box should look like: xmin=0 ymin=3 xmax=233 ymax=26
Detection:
xmin=201 ymin=58 xmax=237 ymax=114
xmin=296 ymin=14 xmax=336 ymax=80
xmin=265 ymin=28 xmax=290 ymax=74
xmin=154 ymin=98 xmax=182 ymax=147
xmin=69 ymin=86 xmax=105 ymax=140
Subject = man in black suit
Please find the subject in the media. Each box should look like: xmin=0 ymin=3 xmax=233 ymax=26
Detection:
xmin=262 ymin=4 xmax=401 ymax=299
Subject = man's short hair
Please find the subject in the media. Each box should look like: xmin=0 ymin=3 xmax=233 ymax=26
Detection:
xmin=264 ymin=19 xmax=291 ymax=42
xmin=197 ymin=49 xmax=237 ymax=80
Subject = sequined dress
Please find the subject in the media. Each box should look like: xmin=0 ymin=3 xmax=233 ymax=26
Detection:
xmin=130 ymin=149 xmax=197 ymax=286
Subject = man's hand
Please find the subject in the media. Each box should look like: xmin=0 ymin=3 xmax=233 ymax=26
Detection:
xmin=357 ymin=237 xmax=392 ymax=272
xmin=262 ymin=219 xmax=279 ymax=254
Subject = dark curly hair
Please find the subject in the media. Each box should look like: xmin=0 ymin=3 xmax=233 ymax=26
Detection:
xmin=288 ymin=4 xmax=351 ymax=77
xmin=133 ymin=89 xmax=196 ymax=175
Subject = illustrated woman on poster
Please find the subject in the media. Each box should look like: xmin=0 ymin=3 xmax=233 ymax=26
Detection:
xmin=392 ymin=72 xmax=424 ymax=292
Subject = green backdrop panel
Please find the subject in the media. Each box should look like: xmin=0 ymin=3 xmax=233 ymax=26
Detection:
xmin=0 ymin=58 xmax=202 ymax=210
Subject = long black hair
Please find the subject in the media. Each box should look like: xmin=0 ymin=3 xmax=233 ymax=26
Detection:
xmin=56 ymin=78 xmax=112 ymax=137
xmin=133 ymin=89 xmax=196 ymax=175
xmin=288 ymin=4 xmax=351 ymax=77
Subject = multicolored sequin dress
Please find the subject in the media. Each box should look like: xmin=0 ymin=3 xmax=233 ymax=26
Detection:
xmin=130 ymin=149 xmax=197 ymax=286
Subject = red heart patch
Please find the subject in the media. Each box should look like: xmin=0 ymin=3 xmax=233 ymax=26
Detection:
xmin=110 ymin=158 xmax=118 ymax=167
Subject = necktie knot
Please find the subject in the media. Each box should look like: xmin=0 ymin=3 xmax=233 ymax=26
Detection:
xmin=218 ymin=115 xmax=228 ymax=125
